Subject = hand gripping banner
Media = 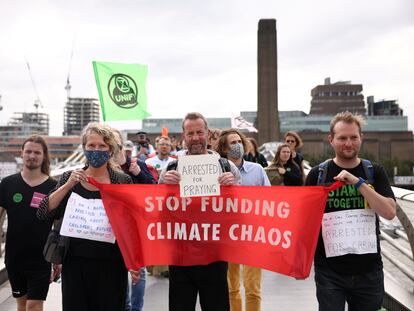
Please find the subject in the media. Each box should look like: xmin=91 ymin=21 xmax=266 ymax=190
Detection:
xmin=89 ymin=180 xmax=342 ymax=278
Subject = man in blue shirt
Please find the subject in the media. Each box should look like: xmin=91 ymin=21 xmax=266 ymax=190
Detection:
xmin=216 ymin=128 xmax=270 ymax=311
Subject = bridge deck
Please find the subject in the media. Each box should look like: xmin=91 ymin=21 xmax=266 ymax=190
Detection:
xmin=0 ymin=269 xmax=317 ymax=310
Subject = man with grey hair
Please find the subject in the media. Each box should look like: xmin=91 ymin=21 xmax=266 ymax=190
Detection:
xmin=159 ymin=112 xmax=241 ymax=311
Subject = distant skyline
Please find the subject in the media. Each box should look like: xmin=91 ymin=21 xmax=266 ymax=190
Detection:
xmin=0 ymin=0 xmax=413 ymax=135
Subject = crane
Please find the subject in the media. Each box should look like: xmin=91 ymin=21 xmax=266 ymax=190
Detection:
xmin=25 ymin=60 xmax=43 ymax=114
xmin=65 ymin=36 xmax=76 ymax=99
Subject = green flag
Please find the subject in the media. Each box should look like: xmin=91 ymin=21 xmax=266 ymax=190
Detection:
xmin=92 ymin=61 xmax=150 ymax=121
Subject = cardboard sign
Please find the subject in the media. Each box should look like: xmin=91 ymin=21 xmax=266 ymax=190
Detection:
xmin=177 ymin=154 xmax=221 ymax=197
xmin=60 ymin=192 xmax=116 ymax=243
xmin=321 ymin=209 xmax=377 ymax=257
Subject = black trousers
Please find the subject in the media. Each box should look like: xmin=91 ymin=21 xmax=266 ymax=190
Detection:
xmin=62 ymin=256 xmax=127 ymax=311
xmin=169 ymin=261 xmax=230 ymax=311
xmin=315 ymin=264 xmax=384 ymax=311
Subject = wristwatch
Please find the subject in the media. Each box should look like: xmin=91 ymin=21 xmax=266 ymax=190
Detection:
xmin=355 ymin=177 xmax=366 ymax=189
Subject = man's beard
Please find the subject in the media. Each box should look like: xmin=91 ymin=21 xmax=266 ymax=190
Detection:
xmin=187 ymin=142 xmax=207 ymax=155
xmin=337 ymin=149 xmax=358 ymax=160
xmin=25 ymin=162 xmax=42 ymax=171
xmin=159 ymin=151 xmax=170 ymax=157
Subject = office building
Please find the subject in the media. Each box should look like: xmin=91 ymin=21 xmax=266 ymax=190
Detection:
xmin=310 ymin=78 xmax=366 ymax=115
xmin=0 ymin=112 xmax=49 ymax=145
xmin=367 ymin=96 xmax=403 ymax=116
xmin=63 ymin=97 xmax=100 ymax=135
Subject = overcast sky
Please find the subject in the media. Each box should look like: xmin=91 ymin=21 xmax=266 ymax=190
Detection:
xmin=1 ymin=0 xmax=413 ymax=135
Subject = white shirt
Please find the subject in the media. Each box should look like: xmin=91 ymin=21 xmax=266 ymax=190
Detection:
xmin=145 ymin=155 xmax=175 ymax=171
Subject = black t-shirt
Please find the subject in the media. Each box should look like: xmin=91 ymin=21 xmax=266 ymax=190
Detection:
xmin=305 ymin=160 xmax=395 ymax=274
xmin=283 ymin=161 xmax=303 ymax=186
xmin=293 ymin=152 xmax=304 ymax=168
xmin=0 ymin=173 xmax=57 ymax=268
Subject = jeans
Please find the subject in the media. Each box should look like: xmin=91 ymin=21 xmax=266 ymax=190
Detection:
xmin=125 ymin=268 xmax=146 ymax=311
xmin=228 ymin=263 xmax=261 ymax=311
xmin=315 ymin=264 xmax=384 ymax=311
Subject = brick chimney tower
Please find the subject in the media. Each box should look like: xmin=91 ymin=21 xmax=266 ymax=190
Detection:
xmin=257 ymin=19 xmax=280 ymax=144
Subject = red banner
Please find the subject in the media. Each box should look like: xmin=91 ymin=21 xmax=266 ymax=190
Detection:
xmin=89 ymin=180 xmax=342 ymax=278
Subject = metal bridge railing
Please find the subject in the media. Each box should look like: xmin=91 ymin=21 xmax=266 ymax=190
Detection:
xmin=380 ymin=187 xmax=414 ymax=311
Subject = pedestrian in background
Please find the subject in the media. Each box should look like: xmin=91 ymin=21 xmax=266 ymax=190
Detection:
xmin=243 ymin=137 xmax=268 ymax=168
xmin=145 ymin=136 xmax=175 ymax=172
xmin=265 ymin=143 xmax=302 ymax=186
xmin=207 ymin=128 xmax=221 ymax=151
xmin=284 ymin=131 xmax=305 ymax=180
xmin=134 ymin=131 xmax=155 ymax=160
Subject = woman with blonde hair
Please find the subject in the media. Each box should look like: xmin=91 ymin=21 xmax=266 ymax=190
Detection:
xmin=265 ymin=143 xmax=303 ymax=186
xmin=38 ymin=122 xmax=132 ymax=311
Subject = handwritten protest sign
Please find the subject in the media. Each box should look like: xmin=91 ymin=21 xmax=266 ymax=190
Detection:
xmin=60 ymin=192 xmax=116 ymax=243
xmin=321 ymin=209 xmax=377 ymax=257
xmin=177 ymin=154 xmax=220 ymax=197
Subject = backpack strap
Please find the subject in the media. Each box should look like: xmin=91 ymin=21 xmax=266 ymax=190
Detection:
xmin=166 ymin=160 xmax=178 ymax=172
xmin=317 ymin=159 xmax=332 ymax=185
xmin=317 ymin=158 xmax=375 ymax=185
xmin=361 ymin=159 xmax=375 ymax=184
xmin=218 ymin=158 xmax=231 ymax=173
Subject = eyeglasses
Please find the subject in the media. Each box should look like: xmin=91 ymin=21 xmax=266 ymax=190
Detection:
xmin=286 ymin=140 xmax=296 ymax=143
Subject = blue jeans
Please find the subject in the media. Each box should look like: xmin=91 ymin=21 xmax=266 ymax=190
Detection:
xmin=125 ymin=267 xmax=146 ymax=311
xmin=314 ymin=264 xmax=384 ymax=311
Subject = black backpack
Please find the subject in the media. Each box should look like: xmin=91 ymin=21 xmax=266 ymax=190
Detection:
xmin=317 ymin=158 xmax=375 ymax=185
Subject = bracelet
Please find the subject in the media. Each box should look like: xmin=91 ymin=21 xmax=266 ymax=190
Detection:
xmin=355 ymin=177 xmax=366 ymax=189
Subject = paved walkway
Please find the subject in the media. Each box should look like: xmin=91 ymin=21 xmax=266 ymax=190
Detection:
xmin=0 ymin=269 xmax=318 ymax=310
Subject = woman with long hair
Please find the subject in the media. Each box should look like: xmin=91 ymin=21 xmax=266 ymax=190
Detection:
xmin=284 ymin=131 xmax=305 ymax=179
xmin=265 ymin=143 xmax=303 ymax=186
xmin=37 ymin=123 xmax=132 ymax=311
